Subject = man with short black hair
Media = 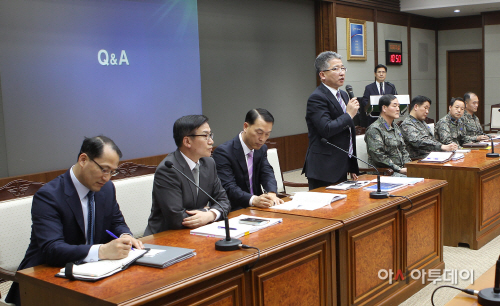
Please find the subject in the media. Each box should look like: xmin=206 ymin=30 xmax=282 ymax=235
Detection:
xmin=303 ymin=51 xmax=360 ymax=189
xmin=213 ymin=108 xmax=284 ymax=211
xmin=463 ymin=92 xmax=489 ymax=142
xmin=400 ymin=95 xmax=458 ymax=159
xmin=435 ymin=98 xmax=475 ymax=146
xmin=365 ymin=94 xmax=411 ymax=176
xmin=6 ymin=136 xmax=143 ymax=306
xmin=145 ymin=115 xmax=231 ymax=235
xmin=361 ymin=64 xmax=398 ymax=126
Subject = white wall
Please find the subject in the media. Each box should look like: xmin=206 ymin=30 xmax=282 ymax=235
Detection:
xmin=378 ymin=23 xmax=409 ymax=96
xmin=336 ymin=18 xmax=375 ymax=95
xmin=437 ymin=28 xmax=482 ymax=118
xmin=484 ymin=24 xmax=500 ymax=124
xmin=411 ymin=27 xmax=437 ymax=120
xmin=198 ymin=0 xmax=315 ymax=145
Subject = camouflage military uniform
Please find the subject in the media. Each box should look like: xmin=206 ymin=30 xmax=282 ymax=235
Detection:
xmin=400 ymin=115 xmax=442 ymax=159
xmin=365 ymin=116 xmax=411 ymax=177
xmin=462 ymin=112 xmax=483 ymax=139
xmin=434 ymin=113 xmax=474 ymax=146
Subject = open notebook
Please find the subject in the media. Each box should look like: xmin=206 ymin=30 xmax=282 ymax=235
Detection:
xmin=56 ymin=248 xmax=148 ymax=281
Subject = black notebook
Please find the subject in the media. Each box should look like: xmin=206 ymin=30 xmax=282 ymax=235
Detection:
xmin=134 ymin=244 xmax=196 ymax=269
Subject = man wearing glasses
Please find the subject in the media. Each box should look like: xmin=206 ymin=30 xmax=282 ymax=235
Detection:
xmin=6 ymin=136 xmax=143 ymax=306
xmin=145 ymin=115 xmax=231 ymax=234
xmin=213 ymin=108 xmax=284 ymax=211
xmin=303 ymin=51 xmax=360 ymax=190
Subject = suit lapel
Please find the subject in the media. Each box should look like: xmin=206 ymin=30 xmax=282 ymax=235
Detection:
xmin=233 ymin=137 xmax=251 ymax=191
xmin=93 ymin=190 xmax=106 ymax=243
xmin=320 ymin=83 xmax=344 ymax=114
xmin=63 ymin=170 xmax=85 ymax=237
xmin=174 ymin=150 xmax=198 ymax=204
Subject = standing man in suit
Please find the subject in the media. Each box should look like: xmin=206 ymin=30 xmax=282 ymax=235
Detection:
xmin=145 ymin=115 xmax=231 ymax=234
xmin=6 ymin=136 xmax=144 ymax=306
xmin=212 ymin=108 xmax=284 ymax=211
xmin=303 ymin=51 xmax=360 ymax=190
xmin=362 ymin=64 xmax=398 ymax=127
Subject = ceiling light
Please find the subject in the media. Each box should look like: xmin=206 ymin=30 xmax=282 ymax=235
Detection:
xmin=454 ymin=9 xmax=460 ymax=13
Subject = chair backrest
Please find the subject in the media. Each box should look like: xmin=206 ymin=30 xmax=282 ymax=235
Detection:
xmin=0 ymin=180 xmax=44 ymax=274
xmin=490 ymin=104 xmax=500 ymax=132
xmin=355 ymin=135 xmax=368 ymax=169
xmin=113 ymin=174 xmax=154 ymax=238
xmin=266 ymin=148 xmax=285 ymax=194
xmin=427 ymin=123 xmax=435 ymax=136
xmin=0 ymin=196 xmax=34 ymax=273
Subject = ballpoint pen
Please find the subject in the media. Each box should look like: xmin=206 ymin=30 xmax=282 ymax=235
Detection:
xmin=106 ymin=230 xmax=135 ymax=250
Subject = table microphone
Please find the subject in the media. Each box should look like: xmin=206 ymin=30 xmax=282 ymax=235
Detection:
xmin=164 ymin=160 xmax=242 ymax=251
xmin=484 ymin=133 xmax=500 ymax=158
xmin=320 ymin=138 xmax=388 ymax=199
xmin=478 ymin=255 xmax=500 ymax=305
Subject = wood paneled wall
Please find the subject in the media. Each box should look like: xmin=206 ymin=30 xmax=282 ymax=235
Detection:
xmin=0 ymin=134 xmax=309 ymax=186
xmin=0 ymin=154 xmax=167 ymax=186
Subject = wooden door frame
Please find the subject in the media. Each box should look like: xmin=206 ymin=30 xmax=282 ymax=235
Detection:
xmin=446 ymin=49 xmax=484 ymax=123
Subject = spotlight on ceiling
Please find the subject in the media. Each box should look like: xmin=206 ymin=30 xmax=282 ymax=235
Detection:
xmin=454 ymin=9 xmax=460 ymax=13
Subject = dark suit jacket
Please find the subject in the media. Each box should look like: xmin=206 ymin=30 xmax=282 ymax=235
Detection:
xmin=303 ymin=83 xmax=359 ymax=183
xmin=144 ymin=150 xmax=231 ymax=235
xmin=212 ymin=135 xmax=277 ymax=211
xmin=361 ymin=82 xmax=398 ymax=126
xmin=6 ymin=169 xmax=130 ymax=305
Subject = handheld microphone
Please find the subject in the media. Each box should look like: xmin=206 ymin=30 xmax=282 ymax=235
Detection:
xmin=320 ymin=138 xmax=388 ymax=199
xmin=483 ymin=134 xmax=500 ymax=158
xmin=345 ymin=85 xmax=360 ymax=115
xmin=478 ymin=255 xmax=500 ymax=305
xmin=164 ymin=161 xmax=242 ymax=251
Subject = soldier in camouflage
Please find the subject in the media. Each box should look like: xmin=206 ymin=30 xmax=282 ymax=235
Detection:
xmin=365 ymin=94 xmax=411 ymax=177
xmin=434 ymin=97 xmax=475 ymax=146
xmin=463 ymin=92 xmax=489 ymax=142
xmin=400 ymin=95 xmax=458 ymax=159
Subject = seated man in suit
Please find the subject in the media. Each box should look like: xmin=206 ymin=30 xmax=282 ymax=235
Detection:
xmin=365 ymin=94 xmax=411 ymax=177
xmin=6 ymin=136 xmax=144 ymax=306
xmin=434 ymin=97 xmax=476 ymax=146
xmin=212 ymin=108 xmax=284 ymax=211
xmin=400 ymin=95 xmax=458 ymax=159
xmin=145 ymin=115 xmax=231 ymax=234
xmin=463 ymin=92 xmax=489 ymax=142
xmin=361 ymin=64 xmax=398 ymax=127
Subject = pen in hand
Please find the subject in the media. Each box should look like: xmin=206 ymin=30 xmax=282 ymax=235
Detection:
xmin=106 ymin=230 xmax=135 ymax=250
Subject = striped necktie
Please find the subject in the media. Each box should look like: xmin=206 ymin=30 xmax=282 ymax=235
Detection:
xmin=336 ymin=91 xmax=354 ymax=156
xmin=247 ymin=151 xmax=254 ymax=194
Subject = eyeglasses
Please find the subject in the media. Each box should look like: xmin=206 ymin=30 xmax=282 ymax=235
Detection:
xmin=323 ymin=66 xmax=347 ymax=73
xmin=188 ymin=133 xmax=214 ymax=141
xmin=91 ymin=158 xmax=120 ymax=177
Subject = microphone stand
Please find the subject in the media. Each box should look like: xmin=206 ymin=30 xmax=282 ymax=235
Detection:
xmin=485 ymin=134 xmax=500 ymax=158
xmin=321 ymin=138 xmax=388 ymax=199
xmin=478 ymin=255 xmax=500 ymax=305
xmin=164 ymin=161 xmax=241 ymax=251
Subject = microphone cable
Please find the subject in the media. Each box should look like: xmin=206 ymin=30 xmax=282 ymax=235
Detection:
xmin=240 ymin=244 xmax=261 ymax=272
xmin=389 ymin=194 xmax=413 ymax=211
xmin=430 ymin=285 xmax=477 ymax=306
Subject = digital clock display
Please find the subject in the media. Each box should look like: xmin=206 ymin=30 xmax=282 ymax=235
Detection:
xmin=386 ymin=40 xmax=403 ymax=65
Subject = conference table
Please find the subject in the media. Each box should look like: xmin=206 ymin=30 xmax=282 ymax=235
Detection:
xmin=407 ymin=149 xmax=500 ymax=250
xmin=16 ymin=176 xmax=446 ymax=306
xmin=253 ymin=176 xmax=447 ymax=306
